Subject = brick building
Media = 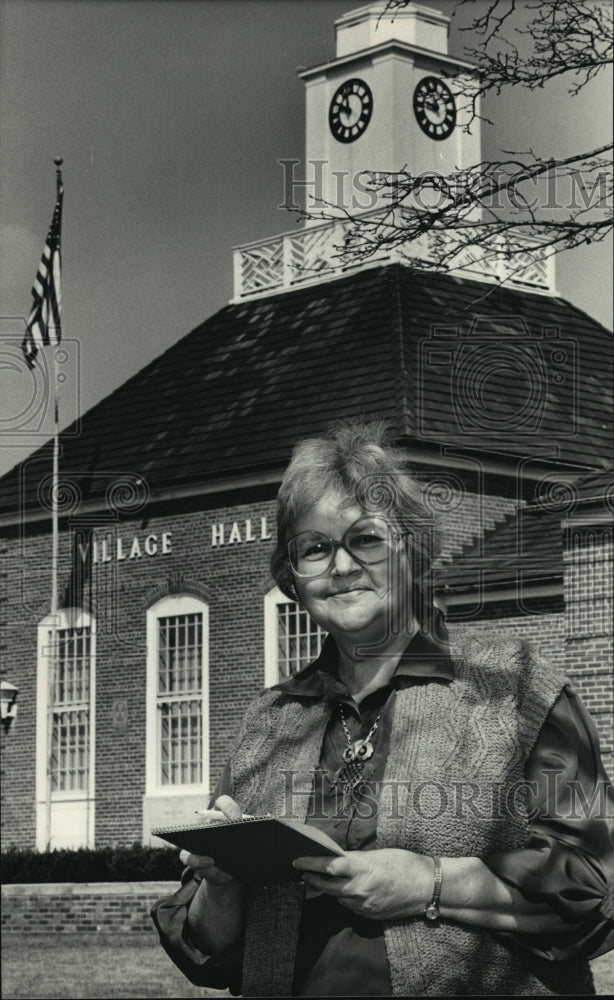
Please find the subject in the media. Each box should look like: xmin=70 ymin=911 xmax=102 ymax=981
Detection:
xmin=1 ymin=2 xmax=612 ymax=851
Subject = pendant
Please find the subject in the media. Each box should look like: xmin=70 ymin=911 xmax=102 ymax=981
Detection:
xmin=353 ymin=739 xmax=374 ymax=762
xmin=342 ymin=738 xmax=374 ymax=764
xmin=331 ymin=759 xmax=366 ymax=795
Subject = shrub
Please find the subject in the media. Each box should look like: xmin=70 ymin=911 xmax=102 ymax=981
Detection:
xmin=1 ymin=844 xmax=183 ymax=883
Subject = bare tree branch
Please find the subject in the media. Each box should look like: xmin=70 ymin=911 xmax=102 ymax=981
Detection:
xmin=318 ymin=0 xmax=614 ymax=281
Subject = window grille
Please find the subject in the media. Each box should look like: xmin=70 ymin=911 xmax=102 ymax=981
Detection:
xmin=50 ymin=626 xmax=91 ymax=792
xmin=566 ymin=530 xmax=613 ymax=638
xmin=157 ymin=613 xmax=203 ymax=785
xmin=276 ymin=602 xmax=326 ymax=678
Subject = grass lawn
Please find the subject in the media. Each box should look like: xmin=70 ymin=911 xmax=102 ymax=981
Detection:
xmin=1 ymin=932 xmax=229 ymax=999
xmin=2 ymin=931 xmax=613 ymax=998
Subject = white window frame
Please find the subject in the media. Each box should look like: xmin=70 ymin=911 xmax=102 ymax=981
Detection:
xmin=264 ymin=586 xmax=326 ymax=687
xmin=36 ymin=608 xmax=96 ymax=850
xmin=146 ymin=595 xmax=209 ymax=797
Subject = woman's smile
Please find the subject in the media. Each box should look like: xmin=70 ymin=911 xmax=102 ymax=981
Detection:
xmin=291 ymin=490 xmax=411 ymax=644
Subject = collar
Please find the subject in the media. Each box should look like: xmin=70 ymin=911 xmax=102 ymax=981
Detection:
xmin=272 ymin=611 xmax=454 ymax=702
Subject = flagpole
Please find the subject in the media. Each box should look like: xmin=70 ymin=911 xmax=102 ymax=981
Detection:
xmin=45 ymin=392 xmax=59 ymax=850
xmin=50 ymin=156 xmax=62 ymax=623
xmin=45 ymin=157 xmax=63 ymax=851
xmin=51 ymin=395 xmax=59 ymax=617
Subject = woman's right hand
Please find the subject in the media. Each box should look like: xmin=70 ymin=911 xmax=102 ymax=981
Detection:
xmin=180 ymin=794 xmax=244 ymax=886
xmin=183 ymin=795 xmax=246 ymax=954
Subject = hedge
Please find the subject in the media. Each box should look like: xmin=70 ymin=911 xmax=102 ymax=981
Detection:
xmin=1 ymin=844 xmax=183 ymax=883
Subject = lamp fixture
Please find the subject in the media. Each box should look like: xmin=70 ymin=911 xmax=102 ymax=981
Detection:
xmin=1 ymin=680 xmax=19 ymax=733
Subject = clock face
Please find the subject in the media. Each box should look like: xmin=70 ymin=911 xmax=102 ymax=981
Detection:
xmin=329 ymin=78 xmax=373 ymax=143
xmin=413 ymin=76 xmax=456 ymax=140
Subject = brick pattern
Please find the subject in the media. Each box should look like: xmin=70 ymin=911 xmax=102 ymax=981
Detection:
xmin=447 ymin=611 xmax=566 ymax=663
xmin=563 ymin=525 xmax=614 ymax=778
xmin=1 ymin=882 xmax=175 ymax=935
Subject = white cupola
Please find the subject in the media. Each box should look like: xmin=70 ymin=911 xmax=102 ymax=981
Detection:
xmin=335 ymin=1 xmax=450 ymax=56
xmin=299 ymin=1 xmax=480 ymax=220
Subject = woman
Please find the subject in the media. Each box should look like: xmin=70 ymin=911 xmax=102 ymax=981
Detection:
xmin=152 ymin=422 xmax=614 ymax=996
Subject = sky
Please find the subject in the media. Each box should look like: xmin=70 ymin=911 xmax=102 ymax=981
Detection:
xmin=1 ymin=0 xmax=612 ymax=477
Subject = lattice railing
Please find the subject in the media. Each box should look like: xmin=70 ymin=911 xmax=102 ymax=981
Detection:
xmin=232 ymin=214 xmax=555 ymax=301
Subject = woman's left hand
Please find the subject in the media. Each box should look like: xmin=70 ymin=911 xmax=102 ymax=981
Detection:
xmin=293 ymin=849 xmax=433 ymax=921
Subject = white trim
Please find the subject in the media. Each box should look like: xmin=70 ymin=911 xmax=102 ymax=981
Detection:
xmin=145 ymin=595 xmax=210 ymax=798
xmin=561 ymin=512 xmax=613 ymax=528
xmin=36 ymin=608 xmax=96 ymax=850
xmin=264 ymin=586 xmax=285 ymax=688
xmin=298 ymin=39 xmax=477 ymax=79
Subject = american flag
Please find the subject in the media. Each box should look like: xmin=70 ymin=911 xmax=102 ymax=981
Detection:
xmin=21 ymin=168 xmax=63 ymax=368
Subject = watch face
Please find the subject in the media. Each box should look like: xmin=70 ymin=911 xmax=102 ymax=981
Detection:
xmin=329 ymin=78 xmax=373 ymax=143
xmin=413 ymin=76 xmax=456 ymax=140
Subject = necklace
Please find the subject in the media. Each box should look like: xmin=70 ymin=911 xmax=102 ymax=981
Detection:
xmin=330 ymin=703 xmax=382 ymax=795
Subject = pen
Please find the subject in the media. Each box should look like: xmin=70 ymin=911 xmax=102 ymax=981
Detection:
xmin=194 ymin=808 xmax=257 ymax=820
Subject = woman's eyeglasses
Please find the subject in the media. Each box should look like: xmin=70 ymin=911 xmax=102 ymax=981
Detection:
xmin=287 ymin=515 xmax=404 ymax=578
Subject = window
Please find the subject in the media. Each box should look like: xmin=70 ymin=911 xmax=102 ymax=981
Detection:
xmin=157 ymin=613 xmax=203 ymax=786
xmin=50 ymin=626 xmax=91 ymax=792
xmin=264 ymin=587 xmax=326 ymax=686
xmin=146 ymin=596 xmax=209 ymax=795
xmin=36 ymin=609 xmax=95 ymax=850
xmin=566 ymin=528 xmax=612 ymax=639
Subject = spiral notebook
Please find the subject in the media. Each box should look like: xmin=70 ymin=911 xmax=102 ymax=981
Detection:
xmin=151 ymin=815 xmax=344 ymax=885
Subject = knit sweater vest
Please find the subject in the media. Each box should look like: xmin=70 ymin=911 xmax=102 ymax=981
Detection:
xmin=228 ymin=633 xmax=595 ymax=997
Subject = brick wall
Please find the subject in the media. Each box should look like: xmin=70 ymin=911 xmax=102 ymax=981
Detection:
xmin=1 ymin=495 xmax=278 ymax=849
xmin=1 ymin=530 xmax=40 ymax=847
xmin=447 ymin=610 xmax=566 ymax=663
xmin=563 ymin=524 xmax=614 ymax=777
xmin=1 ymin=881 xmax=176 ymax=935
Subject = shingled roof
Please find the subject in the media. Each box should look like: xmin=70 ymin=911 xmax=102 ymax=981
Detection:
xmin=2 ymin=264 xmax=612 ymax=517
xmin=435 ymin=467 xmax=614 ymax=595
xmin=435 ymin=505 xmax=564 ymax=593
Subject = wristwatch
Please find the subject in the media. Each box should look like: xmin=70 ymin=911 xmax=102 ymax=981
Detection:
xmin=425 ymin=856 xmax=442 ymax=921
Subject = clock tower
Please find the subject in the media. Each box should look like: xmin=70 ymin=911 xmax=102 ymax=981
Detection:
xmin=233 ymin=0 xmax=552 ymax=299
xmin=299 ymin=1 xmax=480 ymax=219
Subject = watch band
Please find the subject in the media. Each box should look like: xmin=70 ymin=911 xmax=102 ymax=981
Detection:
xmin=425 ymin=856 xmax=442 ymax=921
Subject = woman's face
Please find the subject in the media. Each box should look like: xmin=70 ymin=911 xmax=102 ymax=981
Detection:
xmin=290 ymin=490 xmax=413 ymax=646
